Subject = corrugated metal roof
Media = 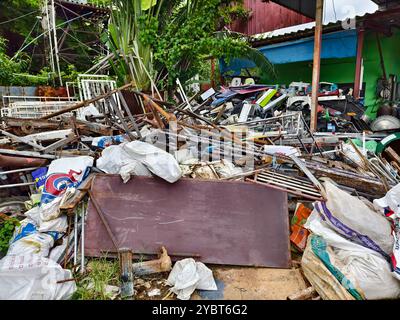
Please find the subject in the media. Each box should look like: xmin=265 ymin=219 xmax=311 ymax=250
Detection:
xmin=251 ymin=9 xmax=383 ymax=44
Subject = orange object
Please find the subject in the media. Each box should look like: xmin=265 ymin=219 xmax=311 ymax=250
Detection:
xmin=290 ymin=203 xmax=312 ymax=251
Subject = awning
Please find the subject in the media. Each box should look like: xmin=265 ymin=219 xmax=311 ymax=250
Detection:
xmin=220 ymin=30 xmax=357 ymax=76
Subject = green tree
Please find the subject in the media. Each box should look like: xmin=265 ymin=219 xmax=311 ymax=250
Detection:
xmin=104 ymin=0 xmax=274 ymax=92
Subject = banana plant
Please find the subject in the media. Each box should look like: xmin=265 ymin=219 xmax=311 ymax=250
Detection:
xmin=106 ymin=0 xmax=163 ymax=91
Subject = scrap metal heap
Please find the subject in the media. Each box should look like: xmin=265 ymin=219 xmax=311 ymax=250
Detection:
xmin=1 ymin=77 xmax=400 ymax=300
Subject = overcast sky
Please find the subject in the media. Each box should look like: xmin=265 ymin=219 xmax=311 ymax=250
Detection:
xmin=323 ymin=0 xmax=379 ymax=23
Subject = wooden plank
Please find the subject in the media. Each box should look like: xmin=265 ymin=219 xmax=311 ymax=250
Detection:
xmin=192 ymin=267 xmax=307 ymax=300
xmin=385 ymin=146 xmax=400 ymax=165
xmin=60 ymin=175 xmax=94 ymax=212
xmin=85 ymin=175 xmax=291 ymax=268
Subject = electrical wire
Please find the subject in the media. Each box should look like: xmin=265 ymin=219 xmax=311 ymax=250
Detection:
xmin=0 ymin=10 xmax=38 ymax=25
xmin=12 ymin=11 xmax=93 ymax=59
xmin=13 ymin=19 xmax=40 ymax=59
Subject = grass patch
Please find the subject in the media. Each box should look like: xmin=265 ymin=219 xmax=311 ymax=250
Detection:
xmin=72 ymin=257 xmax=120 ymax=300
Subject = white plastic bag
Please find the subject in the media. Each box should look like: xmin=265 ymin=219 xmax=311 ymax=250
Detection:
xmin=96 ymin=144 xmax=152 ymax=182
xmin=166 ymin=258 xmax=217 ymax=300
xmin=214 ymin=160 xmax=243 ymax=178
xmin=374 ymin=182 xmax=400 ymax=217
xmin=0 ymin=254 xmax=76 ymax=300
xmin=374 ymin=183 xmax=400 ymax=280
xmin=123 ymin=141 xmax=182 ymax=183
xmin=98 ymin=141 xmax=182 ymax=183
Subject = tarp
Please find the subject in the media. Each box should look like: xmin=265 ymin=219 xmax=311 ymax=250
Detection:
xmin=220 ymin=30 xmax=357 ymax=76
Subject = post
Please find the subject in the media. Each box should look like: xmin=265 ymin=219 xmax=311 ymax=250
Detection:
xmin=354 ymin=27 xmax=365 ymax=99
xmin=50 ymin=0 xmax=63 ymax=86
xmin=211 ymin=58 xmax=216 ymax=88
xmin=310 ymin=0 xmax=324 ymax=132
xmin=119 ymin=248 xmax=134 ymax=299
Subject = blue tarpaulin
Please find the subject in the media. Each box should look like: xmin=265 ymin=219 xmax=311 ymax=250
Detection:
xmin=220 ymin=30 xmax=357 ymax=76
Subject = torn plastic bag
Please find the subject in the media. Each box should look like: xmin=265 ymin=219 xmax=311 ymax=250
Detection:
xmin=374 ymin=182 xmax=400 ymax=217
xmin=0 ymin=255 xmax=75 ymax=300
xmin=41 ymin=156 xmax=93 ymax=205
xmin=166 ymin=258 xmax=217 ymax=300
xmin=305 ymin=210 xmax=400 ymax=299
xmin=213 ymin=160 xmax=243 ymax=178
xmin=24 ymin=206 xmax=40 ymax=225
xmin=315 ymin=181 xmax=393 ymax=258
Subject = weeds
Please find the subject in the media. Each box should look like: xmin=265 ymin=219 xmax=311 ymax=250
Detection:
xmin=72 ymin=257 xmax=120 ymax=300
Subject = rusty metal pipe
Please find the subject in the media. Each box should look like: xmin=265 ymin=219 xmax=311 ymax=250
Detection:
xmin=0 ymin=154 xmax=48 ymax=169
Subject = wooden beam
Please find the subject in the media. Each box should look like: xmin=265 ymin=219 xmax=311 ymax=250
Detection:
xmin=310 ymin=0 xmax=323 ymax=132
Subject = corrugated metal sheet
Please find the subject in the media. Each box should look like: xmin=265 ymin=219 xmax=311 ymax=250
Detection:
xmin=230 ymin=0 xmax=312 ymax=36
xmin=251 ymin=9 xmax=384 ymax=44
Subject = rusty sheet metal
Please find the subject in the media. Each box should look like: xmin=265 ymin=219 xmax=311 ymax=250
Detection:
xmin=85 ymin=175 xmax=290 ymax=268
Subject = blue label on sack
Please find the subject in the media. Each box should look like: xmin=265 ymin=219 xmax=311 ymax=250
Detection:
xmin=12 ymin=222 xmax=37 ymax=243
xmin=31 ymin=167 xmax=48 ymax=189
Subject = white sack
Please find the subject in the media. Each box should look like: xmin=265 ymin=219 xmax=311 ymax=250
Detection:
xmin=0 ymin=255 xmax=75 ymax=300
xmin=97 ymin=141 xmax=182 ymax=183
xmin=305 ymin=210 xmax=400 ymax=300
xmin=7 ymin=232 xmax=54 ymax=257
xmin=322 ymin=181 xmax=393 ymax=255
xmin=123 ymin=141 xmax=182 ymax=183
xmin=41 ymin=156 xmax=93 ymax=205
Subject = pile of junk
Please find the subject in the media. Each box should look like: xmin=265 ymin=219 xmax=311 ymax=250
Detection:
xmin=1 ymin=74 xmax=400 ymax=300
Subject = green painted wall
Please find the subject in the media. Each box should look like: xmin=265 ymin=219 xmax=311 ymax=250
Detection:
xmin=273 ymin=30 xmax=400 ymax=119
xmin=363 ymin=30 xmax=400 ymax=116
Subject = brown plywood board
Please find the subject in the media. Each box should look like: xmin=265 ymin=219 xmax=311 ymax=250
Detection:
xmin=192 ymin=267 xmax=307 ymax=300
xmin=85 ymin=175 xmax=290 ymax=268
